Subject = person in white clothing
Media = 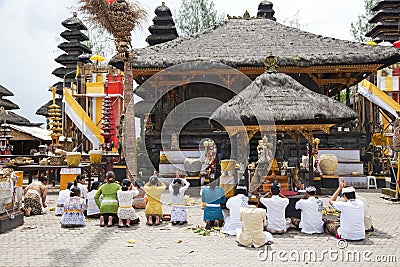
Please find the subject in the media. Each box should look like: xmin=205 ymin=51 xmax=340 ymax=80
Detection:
xmin=222 ymin=185 xmax=249 ymax=235
xmin=327 ymin=178 xmax=365 ymax=240
xmin=292 ymin=186 xmax=324 ymax=234
xmin=87 ymin=181 xmax=101 ymax=218
xmin=356 ymin=194 xmax=374 ymax=232
xmin=55 ymin=182 xmax=73 ymax=216
xmin=259 ymin=182 xmax=290 ymax=234
xmin=169 ymin=176 xmax=190 ymax=225
xmin=76 ymin=175 xmax=88 ymax=200
xmin=117 ymin=179 xmax=139 ymax=227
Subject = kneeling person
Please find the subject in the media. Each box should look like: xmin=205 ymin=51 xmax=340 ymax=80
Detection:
xmin=260 ymin=182 xmax=290 ymax=233
xmin=292 ymin=186 xmax=324 ymax=234
xmin=236 ymin=202 xmax=273 ymax=248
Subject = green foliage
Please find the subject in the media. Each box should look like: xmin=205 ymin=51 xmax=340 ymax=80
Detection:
xmin=175 ymin=0 xmax=224 ymax=36
xmin=281 ymin=10 xmax=308 ymax=30
xmin=350 ymin=0 xmax=379 ymax=42
xmin=84 ymin=23 xmax=115 ymax=62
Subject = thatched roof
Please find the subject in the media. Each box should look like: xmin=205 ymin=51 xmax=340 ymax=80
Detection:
xmin=3 ymin=112 xmax=42 ymax=127
xmin=210 ymin=72 xmax=358 ymax=127
xmin=36 ymin=99 xmax=62 ymax=117
xmin=129 ymin=18 xmax=400 ymax=69
xmin=0 ymin=98 xmax=19 ymax=110
xmin=0 ymin=84 xmax=14 ymax=97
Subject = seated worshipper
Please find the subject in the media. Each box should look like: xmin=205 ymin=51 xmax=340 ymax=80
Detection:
xmin=95 ymin=171 xmax=121 ymax=227
xmin=61 ymin=183 xmax=86 ymax=228
xmin=133 ymin=179 xmax=146 ymax=209
xmin=236 ymin=202 xmax=273 ymax=248
xmin=169 ymin=176 xmax=190 ymax=225
xmin=144 ymin=174 xmax=166 ymax=226
xmin=357 ymin=194 xmax=374 ymax=232
xmin=291 ymin=186 xmax=324 ymax=234
xmin=55 ymin=182 xmax=73 ymax=216
xmin=326 ymin=178 xmax=365 ymax=240
xmin=201 ymin=176 xmax=226 ymax=229
xmin=222 ymin=184 xmax=249 ymax=235
xmin=87 ymin=181 xmax=101 ymax=218
xmin=117 ymin=179 xmax=139 ymax=227
xmin=23 ymin=176 xmax=48 ymax=216
xmin=259 ymin=182 xmax=290 ymax=234
xmin=76 ymin=174 xmax=88 ymax=201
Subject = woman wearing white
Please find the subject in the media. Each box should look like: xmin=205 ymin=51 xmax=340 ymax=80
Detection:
xmin=117 ymin=179 xmax=139 ymax=227
xmin=222 ymin=185 xmax=249 ymax=235
xmin=169 ymin=176 xmax=190 ymax=225
xmin=55 ymin=182 xmax=73 ymax=216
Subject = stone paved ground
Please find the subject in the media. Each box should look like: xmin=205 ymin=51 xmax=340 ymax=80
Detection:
xmin=0 ymin=188 xmax=399 ymax=267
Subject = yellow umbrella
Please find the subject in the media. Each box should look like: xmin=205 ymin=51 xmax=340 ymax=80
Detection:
xmin=90 ymin=54 xmax=105 ymax=62
xmin=365 ymin=39 xmax=377 ymax=46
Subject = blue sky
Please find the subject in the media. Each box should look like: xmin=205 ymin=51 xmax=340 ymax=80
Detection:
xmin=0 ymin=0 xmax=365 ymax=124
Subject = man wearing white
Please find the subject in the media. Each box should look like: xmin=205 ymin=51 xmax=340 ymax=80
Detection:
xmin=292 ymin=186 xmax=324 ymax=234
xmin=260 ymin=182 xmax=290 ymax=233
xmin=222 ymin=185 xmax=249 ymax=235
xmin=236 ymin=204 xmax=273 ymax=248
xmin=327 ymin=178 xmax=365 ymax=240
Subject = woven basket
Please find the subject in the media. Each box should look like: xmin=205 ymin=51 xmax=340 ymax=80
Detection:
xmin=49 ymin=156 xmax=64 ymax=166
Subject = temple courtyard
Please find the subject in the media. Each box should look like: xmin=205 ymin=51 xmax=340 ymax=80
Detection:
xmin=0 ymin=188 xmax=399 ymax=267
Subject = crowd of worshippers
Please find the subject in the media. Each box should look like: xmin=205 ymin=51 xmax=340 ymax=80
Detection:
xmin=23 ymin=172 xmax=373 ymax=247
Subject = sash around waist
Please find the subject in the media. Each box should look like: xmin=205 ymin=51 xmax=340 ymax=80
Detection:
xmin=206 ymin=203 xmax=220 ymax=208
xmin=102 ymin=199 xmax=118 ymax=203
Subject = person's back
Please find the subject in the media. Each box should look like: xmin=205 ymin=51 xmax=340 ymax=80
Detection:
xmin=55 ymin=188 xmax=71 ymax=216
xmin=295 ymin=197 xmax=324 ymax=234
xmin=356 ymin=194 xmax=373 ymax=232
xmin=222 ymin=185 xmax=249 ymax=235
xmin=332 ymin=198 xmax=365 ymax=240
xmin=237 ymin=206 xmax=273 ymax=248
xmin=87 ymin=189 xmax=100 ymax=216
xmin=260 ymin=184 xmax=289 ymax=233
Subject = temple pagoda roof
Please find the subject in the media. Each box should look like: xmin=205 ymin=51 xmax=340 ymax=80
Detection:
xmin=0 ymin=84 xmax=14 ymax=97
xmin=4 ymin=112 xmax=42 ymax=127
xmin=61 ymin=12 xmax=88 ymax=31
xmin=131 ymin=18 xmax=400 ymax=69
xmin=60 ymin=30 xmax=90 ymax=42
xmin=36 ymin=99 xmax=62 ymax=117
xmin=146 ymin=2 xmax=178 ymax=46
xmin=58 ymin=42 xmax=92 ymax=54
xmin=372 ymin=0 xmax=400 ymax=12
xmin=368 ymin=9 xmax=400 ymax=23
xmin=0 ymin=98 xmax=19 ymax=110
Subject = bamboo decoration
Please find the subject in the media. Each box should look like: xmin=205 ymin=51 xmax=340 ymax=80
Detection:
xmin=78 ymin=0 xmax=146 ymax=60
xmin=48 ymin=87 xmax=63 ymax=149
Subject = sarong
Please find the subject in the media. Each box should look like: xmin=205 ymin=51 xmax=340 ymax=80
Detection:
xmin=171 ymin=206 xmax=187 ymax=222
xmin=24 ymin=192 xmax=42 ymax=215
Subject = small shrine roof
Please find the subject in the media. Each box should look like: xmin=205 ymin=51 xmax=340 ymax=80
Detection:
xmin=210 ymin=72 xmax=358 ymax=127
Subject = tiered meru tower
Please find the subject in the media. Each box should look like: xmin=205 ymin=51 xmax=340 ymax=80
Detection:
xmin=366 ymin=0 xmax=400 ymax=43
xmin=53 ymin=12 xmax=92 ymax=90
xmin=146 ymin=2 xmax=179 ymax=46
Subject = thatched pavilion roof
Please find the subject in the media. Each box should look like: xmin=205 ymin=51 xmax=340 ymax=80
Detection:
xmin=129 ymin=18 xmax=400 ymax=69
xmin=210 ymin=72 xmax=358 ymax=129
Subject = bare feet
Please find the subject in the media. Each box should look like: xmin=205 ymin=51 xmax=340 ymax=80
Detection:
xmin=25 ymin=207 xmax=32 ymax=217
xmin=100 ymin=216 xmax=105 ymax=227
xmin=107 ymin=216 xmax=113 ymax=227
xmin=147 ymin=216 xmax=153 ymax=226
xmin=155 ymin=216 xmax=160 ymax=225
